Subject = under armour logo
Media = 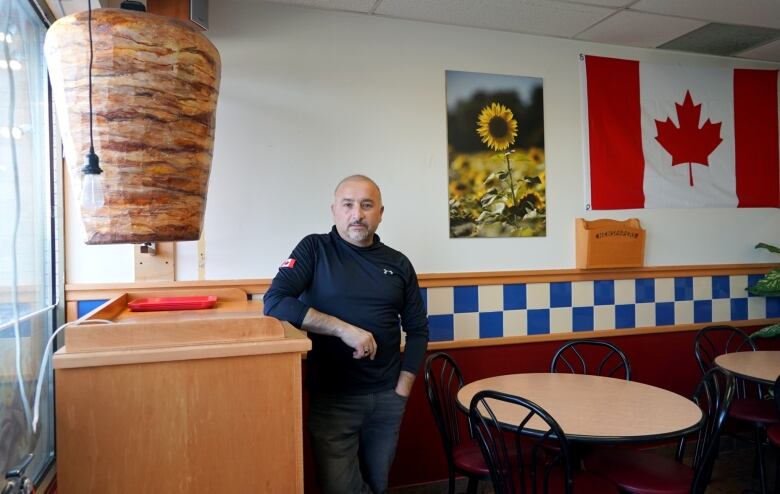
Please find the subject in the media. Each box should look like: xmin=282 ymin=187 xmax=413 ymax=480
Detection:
xmin=383 ymin=268 xmax=394 ymax=275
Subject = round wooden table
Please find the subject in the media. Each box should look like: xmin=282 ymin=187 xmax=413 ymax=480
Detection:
xmin=714 ymin=350 xmax=780 ymax=385
xmin=457 ymin=373 xmax=703 ymax=443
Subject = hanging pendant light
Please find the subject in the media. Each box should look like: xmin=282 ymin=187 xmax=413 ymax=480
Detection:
xmin=44 ymin=7 xmax=221 ymax=244
xmin=80 ymin=2 xmax=104 ymax=212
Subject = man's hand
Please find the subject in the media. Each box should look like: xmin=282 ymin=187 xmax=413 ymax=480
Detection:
xmin=301 ymin=308 xmax=377 ymax=360
xmin=339 ymin=325 xmax=377 ymax=360
xmin=395 ymin=370 xmax=415 ymax=398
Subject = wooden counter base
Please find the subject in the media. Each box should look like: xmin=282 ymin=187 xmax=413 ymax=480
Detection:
xmin=54 ymin=291 xmax=310 ymax=494
xmin=56 ymin=352 xmax=304 ymax=493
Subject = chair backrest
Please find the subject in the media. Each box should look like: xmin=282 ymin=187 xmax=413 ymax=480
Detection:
xmin=424 ymin=352 xmax=467 ymax=468
xmin=775 ymin=375 xmax=780 ymax=414
xmin=681 ymin=368 xmax=735 ymax=494
xmin=469 ymin=390 xmax=573 ymax=494
xmin=549 ymin=339 xmax=631 ymax=380
xmin=693 ymin=325 xmax=756 ymax=374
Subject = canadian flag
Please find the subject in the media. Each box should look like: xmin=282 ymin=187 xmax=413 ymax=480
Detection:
xmin=582 ymin=55 xmax=779 ymax=209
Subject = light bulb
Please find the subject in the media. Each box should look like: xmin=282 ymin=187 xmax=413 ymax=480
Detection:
xmin=8 ymin=60 xmax=21 ymax=71
xmin=81 ymin=173 xmax=105 ymax=211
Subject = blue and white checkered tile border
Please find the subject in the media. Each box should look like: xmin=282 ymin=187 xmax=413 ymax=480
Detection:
xmin=420 ymin=275 xmax=780 ymax=342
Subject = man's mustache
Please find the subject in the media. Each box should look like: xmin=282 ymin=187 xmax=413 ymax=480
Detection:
xmin=349 ymin=221 xmax=367 ymax=227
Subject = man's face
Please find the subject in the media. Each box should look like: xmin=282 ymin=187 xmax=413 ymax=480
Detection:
xmin=331 ymin=179 xmax=384 ymax=247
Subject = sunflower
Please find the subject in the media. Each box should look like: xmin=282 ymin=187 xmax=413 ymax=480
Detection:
xmin=476 ymin=103 xmax=518 ymax=151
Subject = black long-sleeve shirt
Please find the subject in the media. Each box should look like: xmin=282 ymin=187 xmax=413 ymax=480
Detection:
xmin=263 ymin=227 xmax=429 ymax=394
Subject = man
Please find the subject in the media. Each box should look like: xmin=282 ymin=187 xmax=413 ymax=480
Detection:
xmin=263 ymin=175 xmax=429 ymax=494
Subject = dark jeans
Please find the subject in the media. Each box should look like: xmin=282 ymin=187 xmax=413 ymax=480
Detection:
xmin=307 ymin=388 xmax=408 ymax=494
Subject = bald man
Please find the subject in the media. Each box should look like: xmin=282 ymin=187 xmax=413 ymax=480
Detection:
xmin=264 ymin=175 xmax=429 ymax=494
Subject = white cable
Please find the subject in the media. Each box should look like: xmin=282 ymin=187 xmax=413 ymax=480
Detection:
xmin=0 ymin=302 xmax=58 ymax=331
xmin=31 ymin=319 xmax=115 ymax=433
xmin=4 ymin=0 xmax=34 ymax=434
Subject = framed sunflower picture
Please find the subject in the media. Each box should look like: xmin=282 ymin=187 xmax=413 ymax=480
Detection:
xmin=446 ymin=70 xmax=546 ymax=238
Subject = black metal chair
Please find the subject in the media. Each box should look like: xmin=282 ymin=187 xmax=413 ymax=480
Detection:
xmin=424 ymin=352 xmax=488 ymax=494
xmin=765 ymin=376 xmax=780 ymax=494
xmin=585 ymin=368 xmax=736 ymax=494
xmin=694 ymin=325 xmax=779 ymax=494
xmin=550 ymin=339 xmax=631 ymax=380
xmin=468 ymin=389 xmax=618 ymax=494
xmin=694 ymin=325 xmax=757 ymax=372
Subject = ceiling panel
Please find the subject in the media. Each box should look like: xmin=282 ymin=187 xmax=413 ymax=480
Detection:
xmin=375 ymin=0 xmax=614 ymax=38
xmin=266 ymin=0 xmax=377 ymax=13
xmin=735 ymin=38 xmax=780 ymax=62
xmin=576 ymin=10 xmax=705 ymax=47
xmin=559 ymin=0 xmax=636 ymax=8
xmin=633 ymin=0 xmax=780 ymax=29
xmin=659 ymin=23 xmax=780 ymax=57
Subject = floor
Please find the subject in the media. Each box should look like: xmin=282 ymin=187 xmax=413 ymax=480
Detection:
xmin=390 ymin=440 xmax=778 ymax=494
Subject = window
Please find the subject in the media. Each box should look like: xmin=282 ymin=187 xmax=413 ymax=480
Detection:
xmin=0 ymin=0 xmax=58 ymax=484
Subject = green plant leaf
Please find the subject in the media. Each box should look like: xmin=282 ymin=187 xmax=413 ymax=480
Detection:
xmin=756 ymin=242 xmax=780 ymax=254
xmin=497 ymin=171 xmax=508 ymax=180
xmin=524 ymin=176 xmax=542 ymax=185
xmin=750 ymin=323 xmax=780 ymax=339
xmin=747 ymin=269 xmax=780 ymax=296
xmin=480 ymin=194 xmax=497 ymax=207
xmin=483 ymin=172 xmax=498 ymax=185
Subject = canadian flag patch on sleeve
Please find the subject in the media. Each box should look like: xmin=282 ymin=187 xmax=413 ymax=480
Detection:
xmin=280 ymin=258 xmax=296 ymax=269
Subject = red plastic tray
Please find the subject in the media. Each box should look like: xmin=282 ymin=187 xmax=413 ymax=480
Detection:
xmin=127 ymin=295 xmax=218 ymax=312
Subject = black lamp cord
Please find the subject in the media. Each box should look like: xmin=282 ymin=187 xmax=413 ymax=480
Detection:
xmin=88 ymin=1 xmax=93 ymax=155
xmin=83 ymin=0 xmax=100 ymax=174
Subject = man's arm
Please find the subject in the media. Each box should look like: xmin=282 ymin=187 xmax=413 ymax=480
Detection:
xmin=301 ymin=308 xmax=377 ymax=360
xmin=397 ymin=262 xmax=430 ymax=397
xmin=263 ymin=236 xmax=376 ymax=360
xmin=395 ymin=370 xmax=416 ymax=397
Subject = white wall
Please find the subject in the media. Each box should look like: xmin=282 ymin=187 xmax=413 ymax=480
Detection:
xmin=65 ymin=1 xmax=780 ymax=283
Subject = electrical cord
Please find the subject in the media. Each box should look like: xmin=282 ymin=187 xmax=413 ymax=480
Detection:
xmin=4 ymin=0 xmax=33 ymax=435
xmin=32 ymin=319 xmax=114 ymax=433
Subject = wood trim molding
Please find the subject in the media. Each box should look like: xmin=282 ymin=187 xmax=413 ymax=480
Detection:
xmin=418 ymin=263 xmax=779 ymax=287
xmin=65 ymin=263 xmax=778 ymax=300
xmin=65 ymin=279 xmax=270 ymax=301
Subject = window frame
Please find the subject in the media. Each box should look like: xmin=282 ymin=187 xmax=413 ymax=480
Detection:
xmin=0 ymin=0 xmax=60 ymax=487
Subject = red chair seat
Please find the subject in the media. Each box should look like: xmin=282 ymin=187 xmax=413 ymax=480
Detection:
xmin=768 ymin=424 xmax=780 ymax=447
xmin=452 ymin=440 xmax=490 ymax=475
xmin=729 ymin=398 xmax=779 ymax=425
xmin=453 ymin=438 xmax=524 ymax=477
xmin=585 ymin=448 xmax=692 ymax=494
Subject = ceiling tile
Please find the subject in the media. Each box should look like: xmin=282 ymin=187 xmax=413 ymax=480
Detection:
xmin=576 ymin=10 xmax=705 ymax=47
xmin=735 ymin=38 xmax=780 ymax=62
xmin=633 ymin=0 xmax=780 ymax=29
xmin=265 ymin=0 xmax=377 ymax=13
xmin=559 ymin=0 xmax=636 ymax=7
xmin=659 ymin=23 xmax=780 ymax=57
xmin=375 ymin=0 xmax=615 ymax=38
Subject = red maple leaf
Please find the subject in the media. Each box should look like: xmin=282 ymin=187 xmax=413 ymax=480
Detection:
xmin=655 ymin=91 xmax=723 ymax=187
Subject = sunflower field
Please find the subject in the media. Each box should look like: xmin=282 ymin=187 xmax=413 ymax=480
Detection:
xmin=446 ymin=72 xmax=546 ymax=238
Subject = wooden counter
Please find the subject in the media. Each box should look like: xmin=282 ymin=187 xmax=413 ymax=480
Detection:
xmin=53 ymin=288 xmax=310 ymax=493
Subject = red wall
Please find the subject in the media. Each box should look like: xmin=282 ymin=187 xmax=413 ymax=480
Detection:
xmin=301 ymin=327 xmax=780 ymax=491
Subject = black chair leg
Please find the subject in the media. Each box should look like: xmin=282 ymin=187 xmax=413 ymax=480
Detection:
xmin=774 ymin=452 xmax=779 ymax=494
xmin=465 ymin=476 xmax=478 ymax=494
xmin=756 ymin=426 xmax=767 ymax=494
xmin=447 ymin=468 xmax=456 ymax=494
